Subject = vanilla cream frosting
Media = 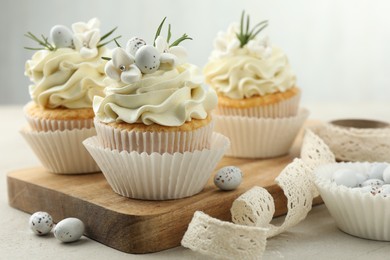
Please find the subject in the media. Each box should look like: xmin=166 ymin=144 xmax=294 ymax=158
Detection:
xmin=205 ymin=23 xmax=296 ymax=100
xmin=25 ymin=48 xmax=107 ymax=109
xmin=94 ymin=64 xmax=218 ymax=126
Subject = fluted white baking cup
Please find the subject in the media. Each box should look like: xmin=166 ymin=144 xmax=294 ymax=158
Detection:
xmin=94 ymin=119 xmax=214 ymax=154
xmin=20 ymin=126 xmax=100 ymax=174
xmin=217 ymin=91 xmax=300 ymax=118
xmin=83 ymin=133 xmax=230 ymax=200
xmin=315 ymin=162 xmax=390 ymax=241
xmin=214 ymin=108 xmax=309 ymax=159
xmin=24 ymin=113 xmax=94 ymax=132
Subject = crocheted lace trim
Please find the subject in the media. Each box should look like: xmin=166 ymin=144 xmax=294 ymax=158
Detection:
xmin=181 ymin=129 xmax=335 ymax=259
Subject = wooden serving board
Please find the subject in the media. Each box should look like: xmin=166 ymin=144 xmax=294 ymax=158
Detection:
xmin=7 ymin=126 xmax=322 ymax=254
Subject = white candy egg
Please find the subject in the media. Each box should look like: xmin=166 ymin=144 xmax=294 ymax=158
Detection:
xmin=354 ymin=186 xmax=380 ymax=195
xmin=50 ymin=25 xmax=74 ymax=48
xmin=331 ymin=168 xmax=358 ymax=187
xmin=368 ymin=162 xmax=388 ymax=180
xmin=29 ymin=211 xmax=54 ymax=235
xmin=379 ymin=184 xmax=390 ymax=197
xmin=54 ymin=217 xmax=85 ymax=243
xmin=214 ymin=166 xmax=243 ymax=191
xmin=360 ymin=178 xmax=384 ymax=188
xmin=383 ymin=166 xmax=390 ymax=184
xmin=126 ymin=37 xmax=146 ymax=56
xmin=135 ymin=45 xmax=161 ymax=74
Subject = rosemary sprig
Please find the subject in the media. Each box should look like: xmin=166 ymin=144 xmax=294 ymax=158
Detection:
xmin=169 ymin=33 xmax=192 ymax=47
xmin=114 ymin=38 xmax=121 ymax=47
xmin=24 ymin=32 xmax=56 ymax=51
xmin=97 ymin=35 xmax=122 ymax=48
xmin=153 ymin=17 xmax=192 ymax=47
xmin=153 ymin=17 xmax=167 ymax=46
xmin=167 ymin=24 xmax=172 ymax=43
xmin=236 ymin=11 xmax=268 ymax=48
xmin=100 ymin=26 xmax=117 ymax=42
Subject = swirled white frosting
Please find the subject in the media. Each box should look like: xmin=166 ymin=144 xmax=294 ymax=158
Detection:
xmin=25 ymin=48 xmax=107 ymax=108
xmin=93 ymin=64 xmax=218 ymax=126
xmin=205 ymin=23 xmax=296 ymax=99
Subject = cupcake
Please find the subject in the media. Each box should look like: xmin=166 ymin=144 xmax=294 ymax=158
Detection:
xmin=21 ymin=18 xmax=119 ymax=174
xmin=84 ymin=18 xmax=229 ymax=200
xmin=204 ymin=11 xmax=308 ymax=158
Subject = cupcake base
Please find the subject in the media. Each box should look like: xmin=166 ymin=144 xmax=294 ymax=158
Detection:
xmin=214 ymin=108 xmax=309 ymax=159
xmin=216 ymin=87 xmax=301 ymax=118
xmin=20 ymin=126 xmax=100 ymax=174
xmin=94 ymin=117 xmax=214 ymax=154
xmin=83 ymin=133 xmax=230 ymax=200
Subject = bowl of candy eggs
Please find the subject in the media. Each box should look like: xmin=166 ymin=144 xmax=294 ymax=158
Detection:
xmin=314 ymin=162 xmax=390 ymax=241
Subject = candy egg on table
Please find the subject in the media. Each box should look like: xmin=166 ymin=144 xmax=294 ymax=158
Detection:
xmin=214 ymin=166 xmax=243 ymax=191
xmin=50 ymin=25 xmax=74 ymax=48
xmin=54 ymin=217 xmax=85 ymax=243
xmin=29 ymin=211 xmax=53 ymax=235
xmin=331 ymin=168 xmax=359 ymax=187
xmin=126 ymin=37 xmax=146 ymax=56
xmin=383 ymin=165 xmax=390 ymax=184
xmin=135 ymin=45 xmax=161 ymax=74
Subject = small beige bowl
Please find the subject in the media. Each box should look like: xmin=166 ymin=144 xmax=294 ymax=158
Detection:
xmin=315 ymin=162 xmax=390 ymax=241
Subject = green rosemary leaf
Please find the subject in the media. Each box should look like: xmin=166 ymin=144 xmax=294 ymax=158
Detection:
xmin=100 ymin=27 xmax=118 ymax=42
xmin=240 ymin=11 xmax=244 ymax=37
xmin=248 ymin=20 xmax=268 ymax=37
xmin=169 ymin=33 xmax=192 ymax=47
xmin=236 ymin=11 xmax=268 ymax=47
xmin=153 ymin=17 xmax=167 ymax=46
xmin=114 ymin=38 xmax=121 ymax=47
xmin=249 ymin=23 xmax=268 ymax=40
xmin=167 ymin=24 xmax=172 ymax=43
xmin=24 ymin=32 xmax=56 ymax=51
xmin=97 ymin=36 xmax=122 ymax=48
xmin=101 ymin=57 xmax=111 ymax=61
xmin=24 ymin=47 xmax=45 ymax=50
xmin=246 ymin=15 xmax=250 ymax=35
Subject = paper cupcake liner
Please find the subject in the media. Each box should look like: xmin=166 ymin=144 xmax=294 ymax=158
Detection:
xmin=213 ymin=108 xmax=309 ymax=159
xmin=315 ymin=162 xmax=390 ymax=241
xmin=83 ymin=133 xmax=230 ymax=200
xmin=312 ymin=123 xmax=390 ymax=162
xmin=24 ymin=113 xmax=94 ymax=132
xmin=94 ymin=119 xmax=214 ymax=154
xmin=20 ymin=126 xmax=100 ymax=174
xmin=217 ymin=92 xmax=300 ymax=118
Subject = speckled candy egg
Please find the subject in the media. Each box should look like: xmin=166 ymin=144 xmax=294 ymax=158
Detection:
xmin=360 ymin=178 xmax=385 ymax=188
xmin=50 ymin=25 xmax=74 ymax=48
xmin=135 ymin=45 xmax=161 ymax=74
xmin=126 ymin=37 xmax=146 ymax=56
xmin=214 ymin=166 xmax=243 ymax=191
xmin=354 ymin=185 xmax=380 ymax=195
xmin=29 ymin=211 xmax=53 ymax=235
xmin=54 ymin=217 xmax=85 ymax=243
xmin=383 ymin=165 xmax=390 ymax=184
xmin=331 ymin=168 xmax=359 ymax=188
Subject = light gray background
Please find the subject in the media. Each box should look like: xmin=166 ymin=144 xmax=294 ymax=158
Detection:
xmin=1 ymin=0 xmax=390 ymax=105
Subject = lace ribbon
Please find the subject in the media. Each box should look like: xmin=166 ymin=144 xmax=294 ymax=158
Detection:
xmin=181 ymin=129 xmax=335 ymax=259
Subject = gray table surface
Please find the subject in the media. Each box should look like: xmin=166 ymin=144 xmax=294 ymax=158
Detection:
xmin=1 ymin=104 xmax=390 ymax=260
